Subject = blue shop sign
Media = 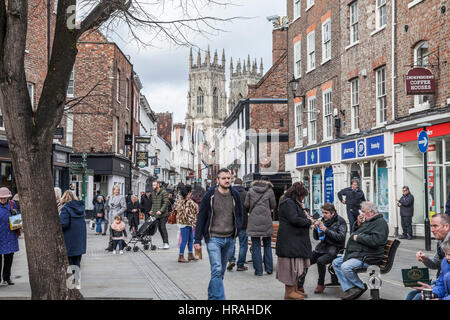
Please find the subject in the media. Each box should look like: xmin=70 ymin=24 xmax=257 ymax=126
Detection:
xmin=307 ymin=149 xmax=318 ymax=165
xmin=296 ymin=151 xmax=306 ymax=167
xmin=319 ymin=146 xmax=331 ymax=163
xmin=324 ymin=166 xmax=334 ymax=203
xmin=342 ymin=141 xmax=356 ymax=160
xmin=366 ymin=135 xmax=384 ymax=156
xmin=357 ymin=139 xmax=365 ymax=158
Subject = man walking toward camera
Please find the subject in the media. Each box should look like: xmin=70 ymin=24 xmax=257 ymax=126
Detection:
xmin=194 ymin=168 xmax=243 ymax=300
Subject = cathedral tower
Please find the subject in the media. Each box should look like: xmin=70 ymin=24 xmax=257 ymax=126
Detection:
xmin=186 ymin=47 xmax=227 ymax=148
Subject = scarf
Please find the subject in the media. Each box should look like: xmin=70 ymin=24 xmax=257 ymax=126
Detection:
xmin=111 ymin=221 xmax=125 ymax=232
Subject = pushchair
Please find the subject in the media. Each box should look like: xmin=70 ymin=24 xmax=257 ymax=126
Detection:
xmin=125 ymin=216 xmax=158 ymax=252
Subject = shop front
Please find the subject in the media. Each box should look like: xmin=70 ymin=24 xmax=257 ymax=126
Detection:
xmin=0 ymin=139 xmax=15 ymax=193
xmin=393 ymin=121 xmax=450 ymax=236
xmin=295 ymin=145 xmax=333 ymax=217
xmin=339 ymin=134 xmax=392 ymax=224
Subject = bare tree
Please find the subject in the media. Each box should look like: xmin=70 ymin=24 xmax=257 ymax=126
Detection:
xmin=0 ymin=0 xmax=238 ymax=300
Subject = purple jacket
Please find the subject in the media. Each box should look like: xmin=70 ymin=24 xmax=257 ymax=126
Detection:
xmin=0 ymin=201 xmax=19 ymax=254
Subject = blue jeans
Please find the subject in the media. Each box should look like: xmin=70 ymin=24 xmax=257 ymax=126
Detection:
xmin=96 ymin=218 xmax=103 ymax=233
xmin=113 ymin=240 xmax=123 ymax=251
xmin=251 ymin=237 xmax=273 ymax=275
xmin=332 ymin=256 xmax=369 ymax=292
xmin=179 ymin=226 xmax=194 ymax=255
xmin=228 ymin=229 xmax=248 ymax=268
xmin=206 ymin=236 xmax=234 ymax=300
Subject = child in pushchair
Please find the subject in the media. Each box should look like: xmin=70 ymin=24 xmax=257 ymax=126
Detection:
xmin=125 ymin=215 xmax=158 ymax=252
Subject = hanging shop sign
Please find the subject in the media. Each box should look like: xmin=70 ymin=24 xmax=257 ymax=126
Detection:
xmin=125 ymin=134 xmax=133 ymax=145
xmin=405 ymin=68 xmax=435 ymax=95
xmin=136 ymin=151 xmax=148 ymax=168
xmin=135 ymin=136 xmax=151 ymax=144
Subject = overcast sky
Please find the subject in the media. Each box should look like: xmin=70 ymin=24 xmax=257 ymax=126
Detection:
xmin=109 ymin=0 xmax=286 ymax=123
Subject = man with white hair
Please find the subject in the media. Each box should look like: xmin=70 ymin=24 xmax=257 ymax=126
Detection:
xmin=332 ymin=201 xmax=389 ymax=300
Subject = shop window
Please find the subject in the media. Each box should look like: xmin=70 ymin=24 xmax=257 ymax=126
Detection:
xmin=312 ymin=169 xmax=322 ymax=217
xmin=413 ymin=41 xmax=430 ymax=111
xmin=374 ymin=160 xmax=389 ymax=222
xmin=446 ymin=137 xmax=450 ymax=163
xmin=350 ymin=163 xmax=361 ymax=183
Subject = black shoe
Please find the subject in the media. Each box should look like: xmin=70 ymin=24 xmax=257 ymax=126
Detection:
xmin=4 ymin=279 xmax=14 ymax=285
xmin=266 ymin=271 xmax=273 ymax=275
xmin=105 ymin=247 xmax=113 ymax=251
xmin=407 ymin=235 xmax=413 ymax=240
xmin=398 ymin=235 xmax=407 ymax=239
xmin=351 ymin=284 xmax=368 ymax=300
xmin=236 ymin=266 xmax=248 ymax=271
xmin=255 ymin=273 xmax=263 ymax=276
xmin=227 ymin=262 xmax=235 ymax=271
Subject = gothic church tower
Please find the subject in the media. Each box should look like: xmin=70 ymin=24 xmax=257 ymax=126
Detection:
xmin=186 ymin=47 xmax=227 ymax=148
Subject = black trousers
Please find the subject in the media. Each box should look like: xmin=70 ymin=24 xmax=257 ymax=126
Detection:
xmin=0 ymin=253 xmax=15 ymax=282
xmin=156 ymin=216 xmax=169 ymax=244
xmin=298 ymin=251 xmax=337 ymax=288
xmin=68 ymin=255 xmax=82 ymax=268
xmin=401 ymin=216 xmax=413 ymax=236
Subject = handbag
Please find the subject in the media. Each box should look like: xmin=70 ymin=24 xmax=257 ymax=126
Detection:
xmin=9 ymin=200 xmax=22 ymax=230
xmin=167 ymin=210 xmax=177 ymax=224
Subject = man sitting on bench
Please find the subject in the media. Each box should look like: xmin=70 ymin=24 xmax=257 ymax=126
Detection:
xmin=332 ymin=201 xmax=389 ymax=300
xmin=298 ymin=203 xmax=347 ymax=294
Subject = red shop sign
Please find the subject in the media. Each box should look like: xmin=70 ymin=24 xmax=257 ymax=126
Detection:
xmin=394 ymin=122 xmax=450 ymax=144
xmin=405 ymin=68 xmax=435 ymax=95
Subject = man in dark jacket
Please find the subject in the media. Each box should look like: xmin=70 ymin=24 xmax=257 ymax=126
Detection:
xmin=338 ymin=179 xmax=366 ymax=233
xmin=332 ymin=201 xmax=388 ymax=300
xmin=140 ymin=190 xmax=152 ymax=221
xmin=227 ymin=178 xmax=248 ymax=272
xmin=194 ymin=168 xmax=243 ymax=300
xmin=397 ymin=186 xmax=414 ymax=240
xmin=298 ymin=203 xmax=347 ymax=294
xmin=150 ymin=181 xmax=170 ymax=249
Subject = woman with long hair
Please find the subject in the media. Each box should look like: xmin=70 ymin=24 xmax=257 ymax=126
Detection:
xmin=275 ymin=182 xmax=314 ymax=300
xmin=176 ymin=186 xmax=199 ymax=263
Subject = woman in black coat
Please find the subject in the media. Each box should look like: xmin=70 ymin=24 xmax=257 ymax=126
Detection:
xmin=275 ymin=182 xmax=314 ymax=300
xmin=127 ymin=195 xmax=140 ymax=236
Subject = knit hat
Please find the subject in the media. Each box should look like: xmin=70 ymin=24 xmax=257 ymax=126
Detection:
xmin=0 ymin=187 xmax=12 ymax=198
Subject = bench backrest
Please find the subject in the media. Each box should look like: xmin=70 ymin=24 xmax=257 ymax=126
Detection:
xmin=379 ymin=239 xmax=400 ymax=274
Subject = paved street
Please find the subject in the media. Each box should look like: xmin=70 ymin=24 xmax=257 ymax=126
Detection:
xmin=0 ymin=220 xmax=438 ymax=300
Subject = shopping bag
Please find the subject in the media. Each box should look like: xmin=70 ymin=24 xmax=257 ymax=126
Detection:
xmin=9 ymin=214 xmax=23 ymax=231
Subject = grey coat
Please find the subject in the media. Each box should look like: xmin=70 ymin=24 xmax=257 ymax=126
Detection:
xmin=105 ymin=194 xmax=127 ymax=222
xmin=245 ymin=180 xmax=276 ymax=237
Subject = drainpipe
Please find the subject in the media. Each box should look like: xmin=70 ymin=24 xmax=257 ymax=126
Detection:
xmin=392 ymin=0 xmax=399 ymax=237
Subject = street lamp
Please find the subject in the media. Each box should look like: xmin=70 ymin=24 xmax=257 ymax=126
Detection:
xmin=417 ymin=122 xmax=432 ymax=251
xmin=289 ymin=75 xmax=299 ymax=98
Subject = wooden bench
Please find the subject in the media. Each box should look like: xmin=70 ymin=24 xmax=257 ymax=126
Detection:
xmin=327 ymin=239 xmax=401 ymax=300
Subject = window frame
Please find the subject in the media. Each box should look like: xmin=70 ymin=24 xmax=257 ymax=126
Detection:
xmin=27 ymin=82 xmax=35 ymax=112
xmin=116 ymin=69 xmax=121 ymax=103
xmin=376 ymin=0 xmax=387 ymax=30
xmin=125 ymin=78 xmax=129 ymax=111
xmin=67 ymin=68 xmax=74 ymax=97
xmin=294 ymin=40 xmax=302 ymax=78
xmin=307 ymin=31 xmax=315 ymax=72
xmin=293 ymin=0 xmax=301 ymax=20
xmin=323 ymin=89 xmax=333 ymax=140
xmin=350 ymin=2 xmax=359 ymax=45
xmin=308 ymin=96 xmax=317 ymax=144
xmin=295 ymin=101 xmax=303 ymax=147
xmin=350 ymin=78 xmax=359 ymax=132
xmin=413 ymin=41 xmax=430 ymax=111
xmin=306 ymin=0 xmax=314 ymax=11
xmin=197 ymin=88 xmax=204 ymax=114
xmin=322 ymin=18 xmax=331 ymax=63
xmin=376 ymin=66 xmax=387 ymax=125
xmin=66 ymin=113 xmax=74 ymax=148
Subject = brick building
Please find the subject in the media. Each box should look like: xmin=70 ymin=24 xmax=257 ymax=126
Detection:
xmin=284 ymin=0 xmax=342 ymax=217
xmin=63 ymin=29 xmax=140 ymax=207
xmin=0 ymin=0 xmax=68 ymax=193
xmin=387 ymin=0 xmax=450 ymax=235
xmin=156 ymin=112 xmax=173 ymax=146
xmin=216 ymin=18 xmax=290 ymax=212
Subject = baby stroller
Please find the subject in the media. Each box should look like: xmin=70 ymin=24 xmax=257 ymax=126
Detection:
xmin=125 ymin=216 xmax=158 ymax=252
